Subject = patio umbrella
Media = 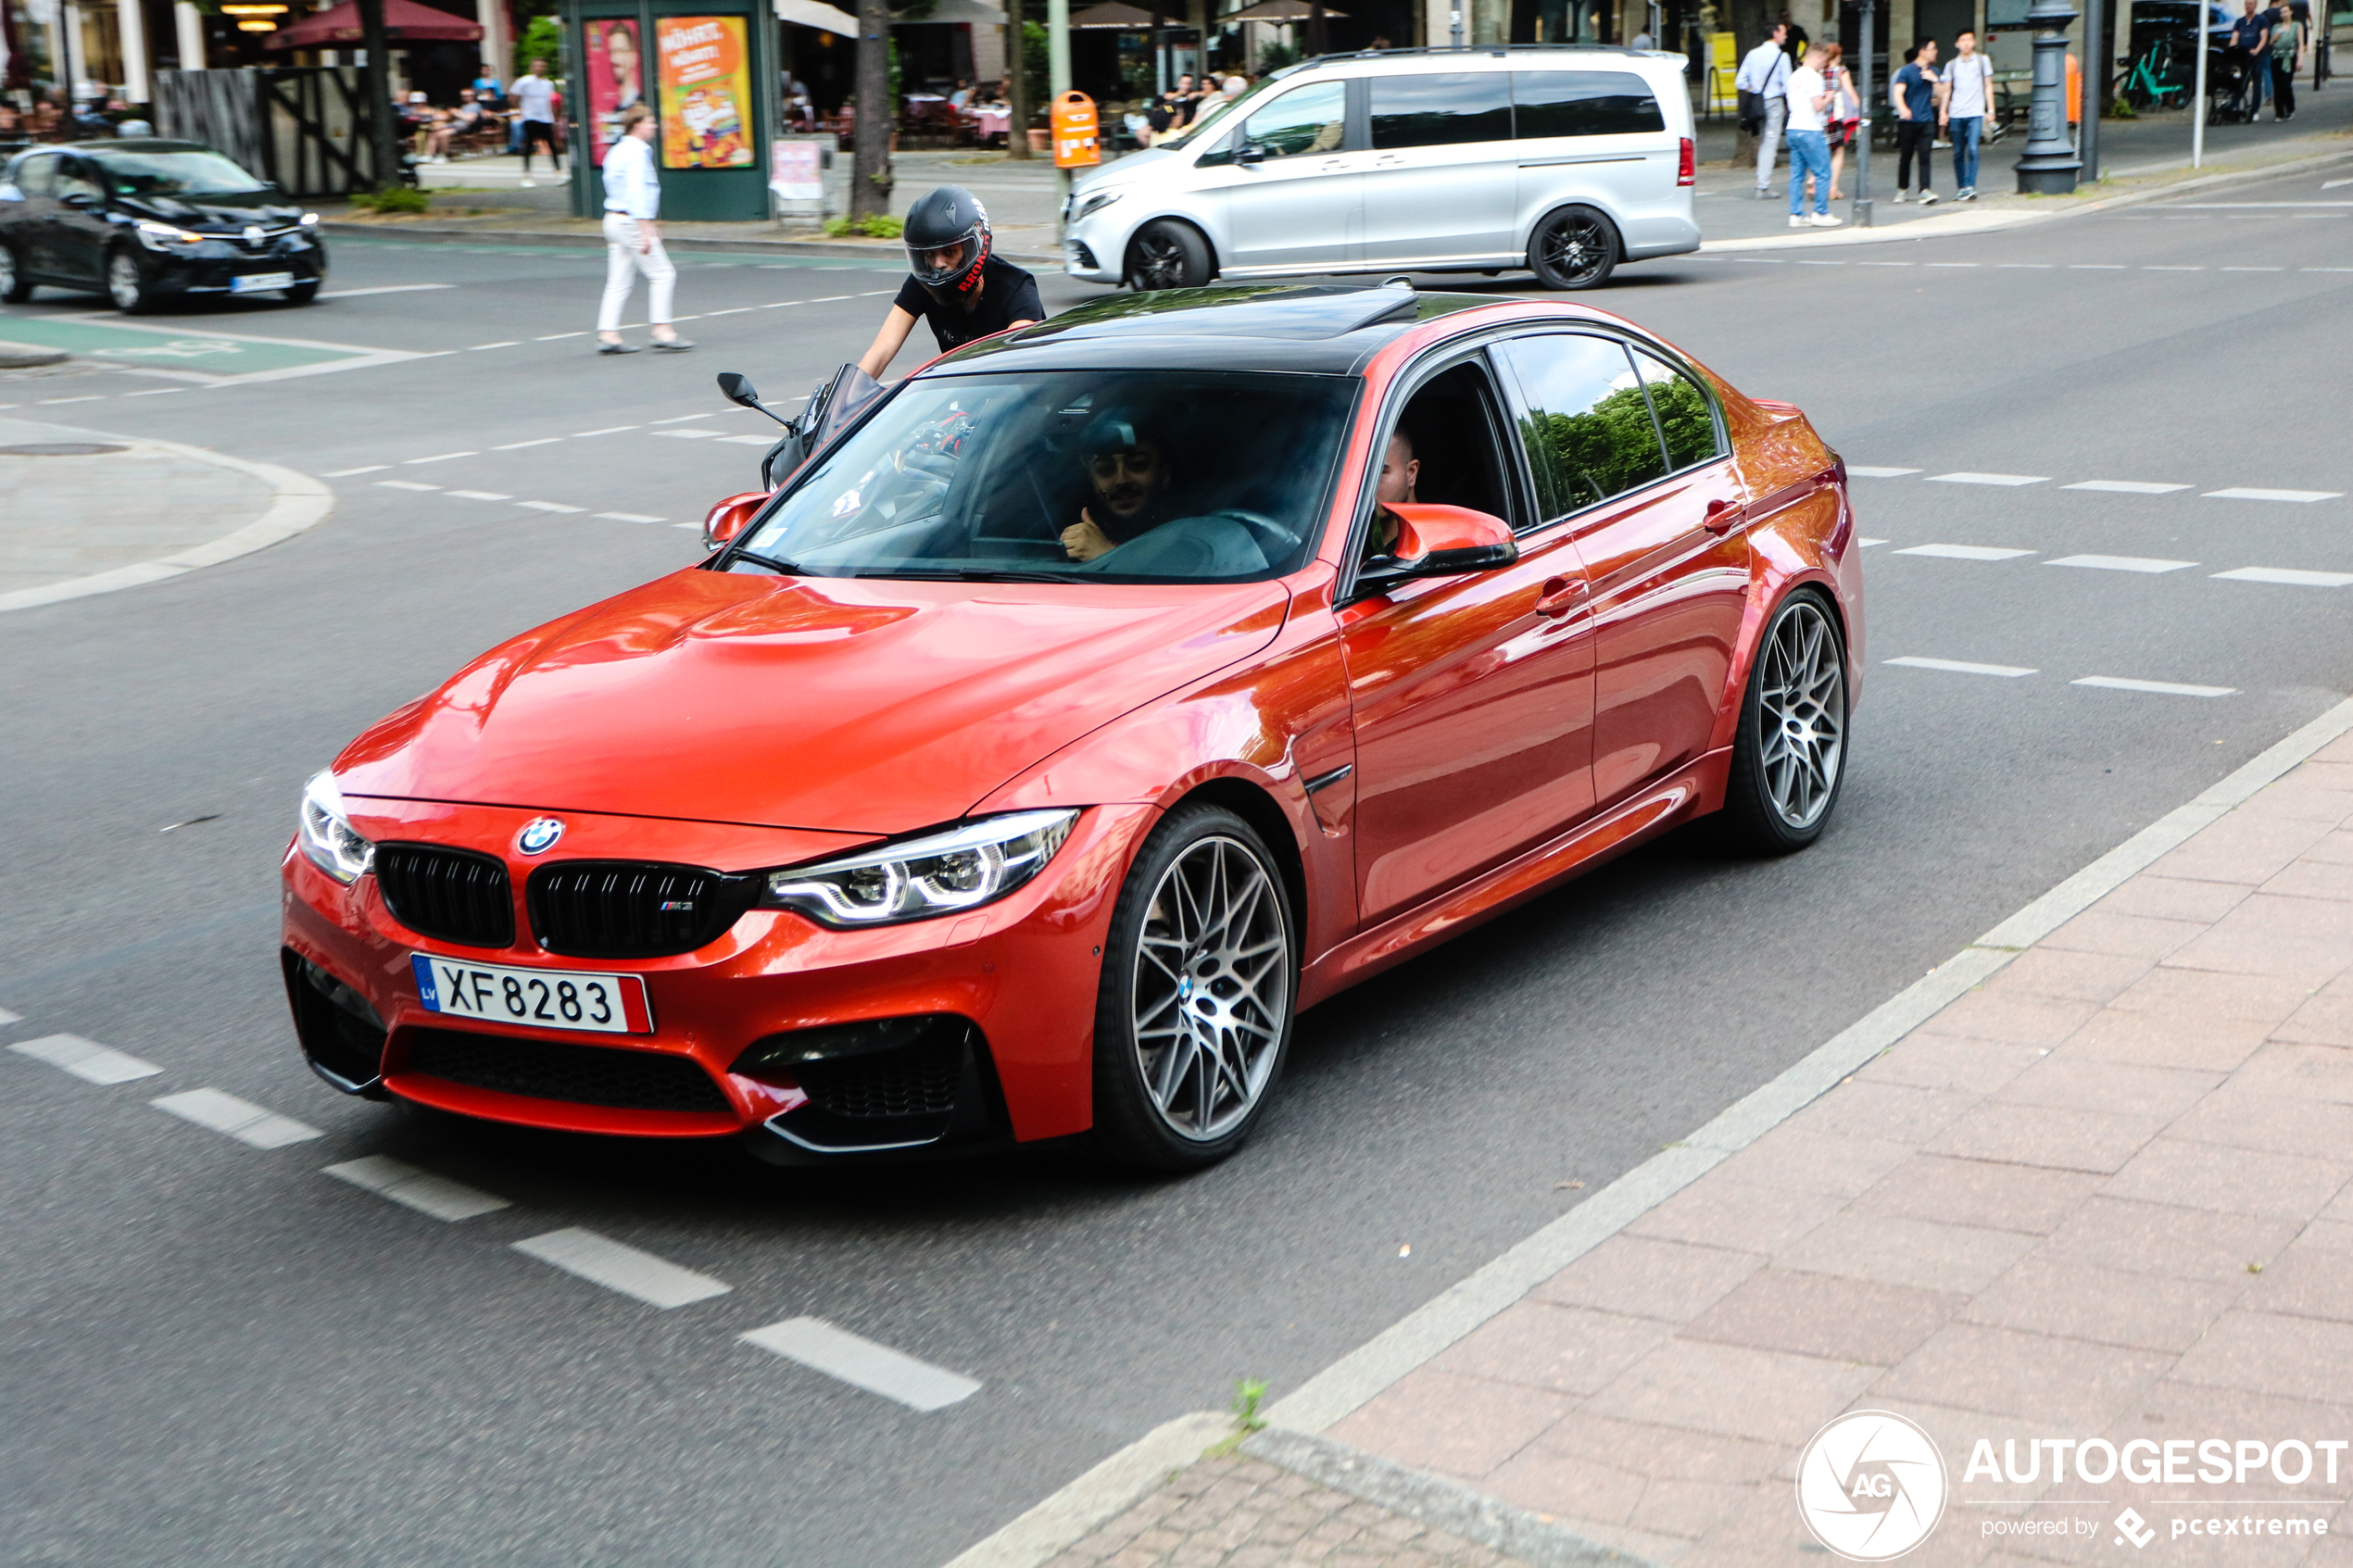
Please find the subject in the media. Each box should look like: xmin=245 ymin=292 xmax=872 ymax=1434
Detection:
xmin=1221 ymin=0 xmax=1346 ymax=17
xmin=1070 ymin=1 xmax=1157 ymax=24
xmin=267 ymin=0 xmax=481 ymax=47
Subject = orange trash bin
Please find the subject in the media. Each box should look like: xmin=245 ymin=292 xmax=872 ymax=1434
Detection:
xmin=1052 ymin=91 xmax=1101 ymax=169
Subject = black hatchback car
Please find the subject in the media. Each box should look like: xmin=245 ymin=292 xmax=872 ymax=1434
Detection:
xmin=0 ymin=139 xmax=326 ymax=313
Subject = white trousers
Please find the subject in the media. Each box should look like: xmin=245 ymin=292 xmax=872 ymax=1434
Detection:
xmin=598 ymin=213 xmax=675 ymax=332
xmin=1755 ymin=98 xmax=1786 ymax=190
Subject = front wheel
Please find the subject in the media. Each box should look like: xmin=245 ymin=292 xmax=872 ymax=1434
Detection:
xmin=1088 ymin=804 xmax=1297 ymax=1171
xmin=1528 ymin=205 xmax=1619 ymax=290
xmin=107 ymin=247 xmax=166 ymax=314
xmin=1718 ymin=591 xmax=1848 ymax=854
xmin=1125 ymin=219 xmax=1213 ymax=291
xmin=283 ymin=281 xmax=321 ymax=305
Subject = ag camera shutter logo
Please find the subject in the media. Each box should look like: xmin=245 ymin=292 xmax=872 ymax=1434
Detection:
xmin=1795 ymin=1411 xmax=1949 ymax=1561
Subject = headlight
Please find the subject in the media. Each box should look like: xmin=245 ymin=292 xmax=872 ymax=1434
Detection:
xmin=1072 ymin=189 xmax=1124 ymax=221
xmin=299 ymin=211 xmax=320 ymax=226
xmin=134 ymin=219 xmax=205 ymax=247
xmin=296 ymin=771 xmax=375 ymax=884
xmin=759 ymin=809 xmax=1077 ymax=926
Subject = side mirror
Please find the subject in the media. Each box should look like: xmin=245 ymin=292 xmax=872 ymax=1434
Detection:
xmin=701 ymin=490 xmax=767 ymax=550
xmin=718 ymin=370 xmax=760 ymax=407
xmin=1364 ymin=503 xmax=1517 ymax=583
xmin=1235 ymin=145 xmax=1265 ymax=166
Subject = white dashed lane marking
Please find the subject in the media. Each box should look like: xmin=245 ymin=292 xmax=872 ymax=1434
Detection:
xmin=325 ymin=1156 xmax=511 ymax=1221
xmin=378 ymin=480 xmax=439 ymax=492
xmin=716 ymin=433 xmax=774 ymax=446
xmin=1885 ymin=657 xmax=2040 ymax=678
xmin=322 ymin=465 xmax=389 ymax=477
xmin=2213 ymin=567 xmax=2353 ymax=588
xmin=1895 ymin=544 xmax=2036 ymax=560
xmin=446 ymin=489 xmax=512 ymax=501
xmin=654 ymin=429 xmax=723 ymax=439
xmin=512 ymin=1227 xmax=731 ymax=1308
xmin=2073 ymin=676 xmax=2238 ymax=697
xmin=2205 ymin=488 xmax=2344 ymax=504
xmin=2045 ymin=555 xmax=2198 ymax=573
xmin=571 ymin=425 xmax=638 ymax=437
xmin=493 ymin=437 xmax=563 ymax=451
xmin=152 ymin=1088 xmax=321 ymax=1148
xmin=1926 ymin=471 xmax=2049 ymax=487
xmin=649 ymin=412 xmax=711 ymax=424
xmin=597 ymin=511 xmax=666 ymax=523
xmin=1846 ymin=466 xmax=1921 ymax=478
xmin=2061 ymin=480 xmax=2190 ymax=495
xmin=0 ymin=1005 xmax=21 ymax=1024
xmin=740 ymin=1317 xmax=982 ymax=1411
xmin=468 ymin=341 xmax=522 ymax=351
xmin=404 ymin=451 xmax=478 ymax=465
xmin=515 ymin=500 xmax=585 ymax=513
xmin=11 ymin=1034 xmax=160 ymax=1085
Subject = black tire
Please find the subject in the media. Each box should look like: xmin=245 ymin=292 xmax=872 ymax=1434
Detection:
xmin=1088 ymin=802 xmax=1298 ymax=1171
xmin=283 ymin=281 xmax=321 ymax=305
xmin=0 ymin=244 xmax=30 ymax=304
xmin=1718 ymin=589 xmax=1849 ymax=855
xmin=106 ymin=245 xmax=166 ymax=314
xmin=1527 ymin=205 xmax=1620 ymax=290
xmin=1125 ymin=219 xmax=1214 ymax=291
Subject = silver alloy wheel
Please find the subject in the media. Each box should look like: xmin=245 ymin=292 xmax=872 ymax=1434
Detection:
xmin=1757 ymin=599 xmax=1845 ymax=829
xmin=107 ymin=252 xmax=144 ymax=310
xmin=1131 ymin=834 xmax=1290 ymax=1142
xmin=0 ymin=247 xmax=16 ymax=295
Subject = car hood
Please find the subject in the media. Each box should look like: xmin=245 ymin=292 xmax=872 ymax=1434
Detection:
xmin=334 ymin=568 xmax=1291 ymax=835
xmin=119 ymin=193 xmax=306 ymax=227
xmin=1072 ymin=146 xmax=1178 ymax=195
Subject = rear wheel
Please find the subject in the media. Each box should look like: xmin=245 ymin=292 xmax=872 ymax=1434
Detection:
xmin=0 ymin=244 xmax=30 ymax=303
xmin=107 ymin=246 xmax=166 ymax=314
xmin=1718 ymin=590 xmax=1848 ymax=854
xmin=1527 ymin=205 xmax=1619 ymax=290
xmin=1125 ymin=219 xmax=1213 ymax=291
xmin=1088 ymin=804 xmax=1296 ymax=1171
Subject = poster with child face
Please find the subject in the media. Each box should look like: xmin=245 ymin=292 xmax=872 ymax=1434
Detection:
xmin=655 ymin=17 xmax=755 ymax=169
xmin=585 ymin=18 xmax=643 ymax=167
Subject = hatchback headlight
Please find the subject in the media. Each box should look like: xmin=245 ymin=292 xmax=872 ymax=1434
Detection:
xmin=1071 ymin=188 xmax=1124 ymax=222
xmin=134 ymin=219 xmax=205 ymax=248
xmin=760 ymin=809 xmax=1077 ymax=926
xmin=297 ymin=771 xmax=375 ymax=884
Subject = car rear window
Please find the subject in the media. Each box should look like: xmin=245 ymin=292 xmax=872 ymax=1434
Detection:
xmin=1511 ymin=70 xmax=1667 ymax=137
xmin=1368 ymin=71 xmax=1513 ymax=148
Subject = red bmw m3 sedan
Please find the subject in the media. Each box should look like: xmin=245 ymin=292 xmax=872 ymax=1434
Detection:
xmin=281 ymin=282 xmax=1863 ymax=1171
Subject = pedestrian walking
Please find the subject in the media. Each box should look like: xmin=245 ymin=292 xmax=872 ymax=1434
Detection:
xmin=1892 ymin=42 xmax=1941 ymax=203
xmin=510 ymin=57 xmax=562 ymax=175
xmin=1737 ymin=22 xmax=1793 ymax=198
xmin=1785 ymin=44 xmax=1843 ymax=227
xmin=1821 ymin=43 xmax=1861 ymax=200
xmin=2270 ymin=3 xmax=2304 ymax=118
xmin=596 ymin=107 xmax=691 ymax=356
xmin=1941 ymin=29 xmax=1993 ymax=200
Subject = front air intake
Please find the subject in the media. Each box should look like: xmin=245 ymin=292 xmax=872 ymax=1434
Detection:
xmin=404 ymin=1027 xmax=731 ymax=1113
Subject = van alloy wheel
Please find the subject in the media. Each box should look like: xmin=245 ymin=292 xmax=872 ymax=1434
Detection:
xmin=1529 ymin=206 xmax=1619 ymax=290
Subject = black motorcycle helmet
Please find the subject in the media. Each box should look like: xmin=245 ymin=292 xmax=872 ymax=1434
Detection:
xmin=904 ymin=185 xmax=992 ymax=302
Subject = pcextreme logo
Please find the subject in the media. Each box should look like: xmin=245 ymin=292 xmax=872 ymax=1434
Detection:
xmin=1795 ymin=1411 xmax=1950 ymax=1561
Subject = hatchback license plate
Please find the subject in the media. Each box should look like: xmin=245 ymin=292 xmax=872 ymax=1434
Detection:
xmin=232 ymin=271 xmax=296 ymax=294
xmin=411 ymin=954 xmax=652 ymax=1035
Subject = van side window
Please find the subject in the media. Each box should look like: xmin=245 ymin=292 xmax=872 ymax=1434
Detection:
xmin=1629 ymin=350 xmax=1724 ymax=471
xmin=1368 ymin=72 xmax=1512 ymax=148
xmin=55 ymin=158 xmax=104 ymax=202
xmin=12 ymin=154 xmax=57 ymax=196
xmin=1239 ymin=80 xmax=1348 ymax=161
xmin=1511 ymin=71 xmax=1667 ymax=138
xmin=1493 ymin=335 xmax=1667 ymax=523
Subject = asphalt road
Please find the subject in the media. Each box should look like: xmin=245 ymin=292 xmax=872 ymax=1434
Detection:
xmin=5 ymin=160 xmax=2352 ymax=1567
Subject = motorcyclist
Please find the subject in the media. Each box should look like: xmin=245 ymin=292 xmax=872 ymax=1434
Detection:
xmin=856 ymin=185 xmax=1043 ymax=379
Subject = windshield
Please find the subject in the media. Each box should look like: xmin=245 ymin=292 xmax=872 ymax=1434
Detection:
xmin=1154 ymin=73 xmax=1285 ymax=151
xmin=730 ymin=370 xmax=1355 ymax=583
xmin=91 ymin=150 xmax=270 ymax=197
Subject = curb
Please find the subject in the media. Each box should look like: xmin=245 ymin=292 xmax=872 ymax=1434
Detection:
xmin=1240 ymin=1426 xmax=1659 ymax=1567
xmin=937 ymin=1411 xmax=1232 ymax=1568
xmin=0 ymin=427 xmax=335 ymax=614
xmin=1259 ymin=690 xmax=2353 ymax=1436
xmin=317 ymin=220 xmax=1063 ymax=267
xmin=1700 ymin=140 xmax=2353 ymax=251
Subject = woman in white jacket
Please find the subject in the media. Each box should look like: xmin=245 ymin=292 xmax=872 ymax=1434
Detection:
xmin=597 ymin=106 xmax=692 ymax=355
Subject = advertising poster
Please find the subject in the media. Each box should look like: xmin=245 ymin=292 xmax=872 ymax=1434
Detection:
xmin=584 ymin=17 xmax=644 ymax=167
xmin=769 ymin=139 xmax=824 ymax=200
xmin=656 ymin=17 xmax=755 ymax=169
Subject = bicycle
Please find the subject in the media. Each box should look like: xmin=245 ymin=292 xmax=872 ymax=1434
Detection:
xmin=2120 ymin=35 xmax=2190 ymax=111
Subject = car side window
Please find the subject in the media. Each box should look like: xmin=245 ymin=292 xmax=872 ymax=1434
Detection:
xmin=14 ymin=153 xmax=57 ymax=197
xmin=1493 ymin=334 xmax=1667 ymax=525
xmin=1239 ymin=80 xmax=1347 ymax=161
xmin=1628 ymin=349 xmax=1725 ymax=472
xmin=54 ymin=158 xmax=103 ymax=202
xmin=1368 ymin=72 xmax=1512 ymax=149
xmin=1511 ymin=71 xmax=1667 ymax=138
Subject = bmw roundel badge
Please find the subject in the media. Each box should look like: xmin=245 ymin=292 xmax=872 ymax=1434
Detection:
xmin=516 ymin=818 xmax=565 ymax=855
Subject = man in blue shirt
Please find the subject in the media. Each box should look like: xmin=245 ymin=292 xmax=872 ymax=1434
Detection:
xmin=1892 ymin=42 xmax=1941 ymax=204
xmin=2229 ymin=0 xmax=2272 ymax=115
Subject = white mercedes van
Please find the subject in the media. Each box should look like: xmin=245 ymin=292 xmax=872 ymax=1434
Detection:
xmin=1061 ymin=46 xmax=1700 ymax=292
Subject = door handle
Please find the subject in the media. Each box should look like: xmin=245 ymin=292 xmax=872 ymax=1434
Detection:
xmin=1703 ymin=498 xmax=1744 ymax=535
xmin=1373 ymin=154 xmax=1405 ymax=166
xmin=1536 ymin=577 xmax=1589 ymax=618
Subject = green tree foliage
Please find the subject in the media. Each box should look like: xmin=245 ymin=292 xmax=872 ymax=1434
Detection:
xmin=514 ymin=15 xmax=562 ymax=80
xmin=1520 ymin=385 xmax=1663 ymax=510
xmin=1647 ymin=376 xmax=1715 ymax=470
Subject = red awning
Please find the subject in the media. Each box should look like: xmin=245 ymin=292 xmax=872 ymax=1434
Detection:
xmin=266 ymin=0 xmax=484 ymax=49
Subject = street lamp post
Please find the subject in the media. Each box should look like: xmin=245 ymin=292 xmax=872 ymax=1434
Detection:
xmin=1850 ymin=0 xmax=1874 ymax=228
xmin=2079 ymin=0 xmax=2103 ymax=182
xmin=2014 ymin=0 xmax=2082 ymax=192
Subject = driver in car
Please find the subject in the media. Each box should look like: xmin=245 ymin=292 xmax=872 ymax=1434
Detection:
xmin=1364 ymin=425 xmax=1420 ymax=560
xmin=1057 ymin=411 xmax=1269 ymax=575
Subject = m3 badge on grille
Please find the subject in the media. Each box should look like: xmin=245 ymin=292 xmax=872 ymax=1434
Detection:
xmin=516 ymin=818 xmax=565 ymax=855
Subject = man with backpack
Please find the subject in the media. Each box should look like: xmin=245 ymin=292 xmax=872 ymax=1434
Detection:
xmin=1939 ymin=30 xmax=1994 ymax=201
xmin=1737 ymin=22 xmax=1793 ymax=199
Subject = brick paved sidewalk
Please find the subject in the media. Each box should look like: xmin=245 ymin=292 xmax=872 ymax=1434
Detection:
xmin=1304 ymin=737 xmax=2353 ymax=1565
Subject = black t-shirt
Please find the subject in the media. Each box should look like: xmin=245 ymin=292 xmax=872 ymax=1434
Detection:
xmin=893 ymin=256 xmax=1044 ymax=355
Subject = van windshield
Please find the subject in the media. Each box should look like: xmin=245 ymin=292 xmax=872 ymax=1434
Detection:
xmin=1155 ymin=74 xmax=1282 ymax=150
xmin=728 ymin=370 xmax=1355 ymax=583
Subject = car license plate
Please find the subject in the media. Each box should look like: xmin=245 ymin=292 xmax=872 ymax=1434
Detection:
xmin=231 ymin=271 xmax=296 ymax=294
xmin=410 ymin=954 xmax=652 ymax=1035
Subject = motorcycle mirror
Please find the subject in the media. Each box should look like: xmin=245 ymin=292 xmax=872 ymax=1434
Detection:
xmin=717 ymin=371 xmax=760 ymax=407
